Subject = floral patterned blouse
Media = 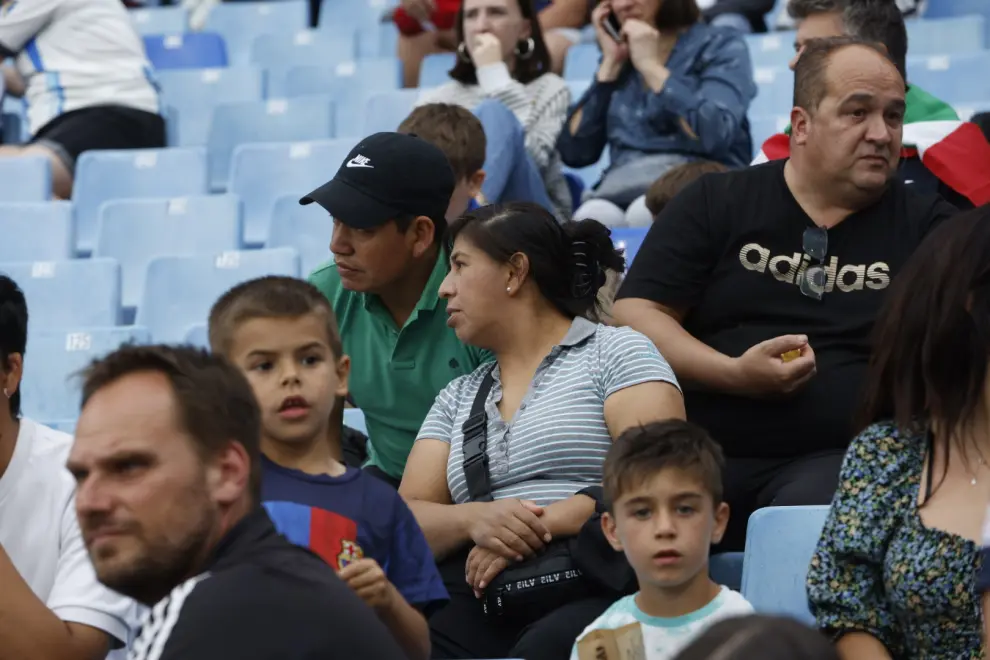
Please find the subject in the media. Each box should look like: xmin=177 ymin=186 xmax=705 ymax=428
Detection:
xmin=807 ymin=421 xmax=983 ymax=659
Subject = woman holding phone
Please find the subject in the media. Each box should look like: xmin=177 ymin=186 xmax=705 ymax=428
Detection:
xmin=558 ymin=0 xmax=756 ymax=227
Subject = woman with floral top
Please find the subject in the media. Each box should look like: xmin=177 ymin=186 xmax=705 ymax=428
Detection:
xmin=806 ymin=205 xmax=986 ymax=660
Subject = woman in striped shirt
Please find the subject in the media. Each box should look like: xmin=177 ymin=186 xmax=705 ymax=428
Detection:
xmin=400 ymin=202 xmax=684 ymax=659
xmin=417 ymin=0 xmax=573 ymax=219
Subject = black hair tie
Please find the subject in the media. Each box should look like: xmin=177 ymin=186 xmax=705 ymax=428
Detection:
xmin=570 ymin=240 xmax=603 ymax=300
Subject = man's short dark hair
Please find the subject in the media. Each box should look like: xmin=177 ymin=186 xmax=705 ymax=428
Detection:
xmin=208 ymin=276 xmax=343 ymax=360
xmin=788 ymin=0 xmax=908 ymax=78
xmin=793 ymin=36 xmax=897 ymax=113
xmin=0 ymin=275 xmax=27 ymax=418
xmin=399 ymin=104 xmax=486 ymax=184
xmin=79 ymin=344 xmax=263 ymax=503
xmin=603 ymin=420 xmax=725 ymax=510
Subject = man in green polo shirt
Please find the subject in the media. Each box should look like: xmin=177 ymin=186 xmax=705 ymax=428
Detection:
xmin=301 ymin=132 xmax=489 ymax=488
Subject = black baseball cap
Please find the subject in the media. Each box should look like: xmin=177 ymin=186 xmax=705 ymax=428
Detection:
xmin=299 ymin=132 xmax=456 ymax=230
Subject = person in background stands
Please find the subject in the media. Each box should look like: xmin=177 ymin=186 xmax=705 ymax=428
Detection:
xmin=643 ymin=160 xmax=728 ymax=222
xmin=208 ymin=276 xmax=447 ymax=660
xmin=559 ymin=0 xmax=756 ymax=228
xmin=808 ymin=205 xmax=990 ymax=659
xmin=68 ymin=344 xmax=407 ymax=659
xmin=399 ymin=103 xmax=489 ymax=219
xmin=0 ymin=0 xmax=165 ymax=199
xmin=401 ymin=202 xmax=684 ymax=659
xmin=417 ymin=0 xmax=573 ymax=219
xmin=396 ymin=0 xmax=589 ymax=87
xmin=0 ymin=275 xmax=137 ymax=660
xmin=755 ymin=0 xmax=990 ymax=209
xmin=612 ymin=38 xmax=957 ymax=552
xmin=306 ymin=133 xmax=490 ymax=489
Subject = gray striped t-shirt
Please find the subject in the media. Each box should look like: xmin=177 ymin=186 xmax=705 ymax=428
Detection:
xmin=415 ymin=318 xmax=680 ymax=506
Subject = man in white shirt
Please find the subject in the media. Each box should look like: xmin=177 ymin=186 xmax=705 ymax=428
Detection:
xmin=0 ymin=0 xmax=164 ymax=198
xmin=0 ymin=275 xmax=137 ymax=659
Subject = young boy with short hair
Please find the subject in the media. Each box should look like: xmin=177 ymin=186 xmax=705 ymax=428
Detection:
xmin=572 ymin=420 xmax=752 ymax=660
xmin=398 ymin=102 xmax=487 ymax=219
xmin=208 ymin=276 xmax=446 ymax=660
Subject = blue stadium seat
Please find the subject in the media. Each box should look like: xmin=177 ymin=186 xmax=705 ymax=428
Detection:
xmin=0 ymin=202 xmax=74 ymax=262
xmin=750 ymin=67 xmax=794 ymax=117
xmin=205 ymin=0 xmax=309 ymax=65
xmin=136 ymin=248 xmax=301 ymax=342
xmin=567 ymin=79 xmax=591 ymax=101
xmin=158 ymin=67 xmax=265 ymax=146
xmin=343 ymin=408 xmax=367 ymax=435
xmin=563 ymin=42 xmax=600 ymax=81
xmin=740 ymin=505 xmax=829 ymax=625
xmin=273 ymin=59 xmax=402 ymax=98
xmin=267 ymin=193 xmax=333 ymax=276
xmin=20 ymin=326 xmax=151 ymax=422
xmin=924 ymin=2 xmax=990 ymax=45
xmin=710 ymin=552 xmax=745 ymax=592
xmin=43 ymin=419 xmax=77 ymax=434
xmin=610 ymin=227 xmax=647 ymax=269
xmin=206 ymin=96 xmax=336 ymax=191
xmin=318 ymin=0 xmax=395 ymax=28
xmin=361 ymin=89 xmax=420 ymax=136
xmin=419 ymin=52 xmax=457 ymax=87
xmin=744 ymin=31 xmax=796 ymax=69
xmin=184 ymin=323 xmax=209 ymax=350
xmin=73 ymin=148 xmax=209 ymax=254
xmin=95 ymin=195 xmax=243 ymax=311
xmin=906 ymin=15 xmax=986 ymax=55
xmin=229 ymin=139 xmax=351 ymax=246
xmin=129 ymin=6 xmax=187 ymax=35
xmin=906 ymin=51 xmax=990 ymax=105
xmin=143 ymin=33 xmax=228 ymax=70
xmin=249 ymin=30 xmax=356 ymax=71
xmin=0 ymin=258 xmax=121 ymax=328
xmin=0 ymin=156 xmax=50 ymax=202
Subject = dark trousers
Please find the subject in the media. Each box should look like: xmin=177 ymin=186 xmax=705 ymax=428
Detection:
xmin=429 ymin=552 xmax=612 ymax=660
xmin=717 ymin=449 xmax=846 ymax=552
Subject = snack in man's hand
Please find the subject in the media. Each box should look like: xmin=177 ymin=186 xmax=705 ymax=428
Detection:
xmin=781 ymin=349 xmax=802 ymax=362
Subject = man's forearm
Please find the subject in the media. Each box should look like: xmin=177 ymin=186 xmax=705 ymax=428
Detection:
xmin=379 ymin=585 xmax=431 ymax=660
xmin=0 ymin=545 xmax=109 ymax=660
xmin=1 ymin=66 xmax=25 ymax=97
xmin=612 ymin=300 xmax=743 ymax=393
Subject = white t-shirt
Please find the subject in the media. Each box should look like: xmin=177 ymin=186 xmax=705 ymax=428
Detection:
xmin=0 ymin=0 xmax=160 ymax=135
xmin=571 ymin=587 xmax=754 ymax=660
xmin=0 ymin=418 xmax=138 ymax=650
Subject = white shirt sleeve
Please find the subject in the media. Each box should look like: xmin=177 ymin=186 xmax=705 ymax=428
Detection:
xmin=47 ymin=495 xmax=137 ymax=649
xmin=0 ymin=0 xmax=60 ymax=54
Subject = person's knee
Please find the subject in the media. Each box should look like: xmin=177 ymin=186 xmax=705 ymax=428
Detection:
xmin=770 ymin=453 xmax=844 ymax=507
xmin=474 ymin=99 xmax=522 ymax=138
xmin=574 ymin=198 xmax=625 ymax=227
xmin=544 ymin=30 xmax=573 ymax=75
xmin=0 ymin=144 xmax=73 ymax=198
xmin=624 ymin=195 xmax=653 ymax=227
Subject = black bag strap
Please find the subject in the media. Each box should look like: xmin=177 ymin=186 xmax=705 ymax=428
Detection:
xmin=461 ymin=365 xmax=497 ymax=503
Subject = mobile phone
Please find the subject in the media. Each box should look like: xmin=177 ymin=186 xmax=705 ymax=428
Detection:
xmin=603 ymin=10 xmax=622 ymax=42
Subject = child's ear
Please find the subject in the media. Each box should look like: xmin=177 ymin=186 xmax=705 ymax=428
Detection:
xmin=710 ymin=502 xmax=730 ymax=546
xmin=601 ymin=511 xmax=623 ymax=552
xmin=469 ymin=170 xmax=487 ymax=198
xmin=334 ymin=354 xmax=351 ymax=398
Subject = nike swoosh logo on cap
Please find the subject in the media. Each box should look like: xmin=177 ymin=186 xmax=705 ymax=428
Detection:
xmin=346 ymin=155 xmax=374 ymax=169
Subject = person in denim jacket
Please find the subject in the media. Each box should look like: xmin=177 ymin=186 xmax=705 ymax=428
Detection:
xmin=559 ymin=0 xmax=756 ymax=227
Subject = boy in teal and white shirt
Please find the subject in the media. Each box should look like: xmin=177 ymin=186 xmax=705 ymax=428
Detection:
xmin=571 ymin=420 xmax=752 ymax=660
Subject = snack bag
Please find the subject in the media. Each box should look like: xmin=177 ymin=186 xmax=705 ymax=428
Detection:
xmin=576 ymin=622 xmax=646 ymax=660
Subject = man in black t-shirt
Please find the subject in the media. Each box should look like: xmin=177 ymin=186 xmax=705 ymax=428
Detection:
xmin=612 ymin=37 xmax=957 ymax=551
xmin=66 ymin=344 xmax=407 ymax=660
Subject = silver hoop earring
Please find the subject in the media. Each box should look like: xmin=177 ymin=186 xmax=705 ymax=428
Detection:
xmin=456 ymin=42 xmax=472 ymax=63
xmin=515 ymin=37 xmax=535 ymax=60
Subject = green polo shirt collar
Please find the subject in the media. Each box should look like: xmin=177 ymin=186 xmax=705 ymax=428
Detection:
xmin=362 ymin=248 xmax=448 ymax=329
